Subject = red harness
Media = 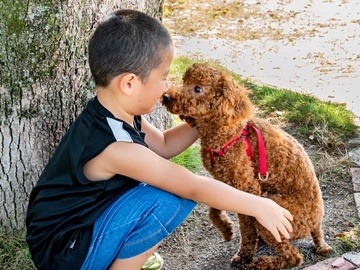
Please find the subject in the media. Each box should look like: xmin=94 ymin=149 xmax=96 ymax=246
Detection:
xmin=205 ymin=124 xmax=269 ymax=181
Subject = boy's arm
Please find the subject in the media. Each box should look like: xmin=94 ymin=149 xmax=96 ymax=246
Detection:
xmin=141 ymin=116 xmax=198 ymax=159
xmin=84 ymin=141 xmax=293 ymax=242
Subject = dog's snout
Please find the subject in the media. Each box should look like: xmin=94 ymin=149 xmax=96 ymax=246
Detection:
xmin=162 ymin=94 xmax=173 ymax=105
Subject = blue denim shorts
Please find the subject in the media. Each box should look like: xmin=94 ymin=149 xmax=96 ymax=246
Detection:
xmin=81 ymin=183 xmax=196 ymax=269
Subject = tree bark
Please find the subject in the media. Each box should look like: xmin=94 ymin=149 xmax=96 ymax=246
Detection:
xmin=0 ymin=0 xmax=170 ymax=231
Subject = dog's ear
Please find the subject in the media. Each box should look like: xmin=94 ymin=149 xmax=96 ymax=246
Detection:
xmin=217 ymin=74 xmax=253 ymax=125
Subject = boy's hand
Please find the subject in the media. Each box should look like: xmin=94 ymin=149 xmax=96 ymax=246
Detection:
xmin=254 ymin=198 xmax=293 ymax=242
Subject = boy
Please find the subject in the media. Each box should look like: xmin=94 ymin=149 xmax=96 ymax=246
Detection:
xmin=26 ymin=9 xmax=293 ymax=270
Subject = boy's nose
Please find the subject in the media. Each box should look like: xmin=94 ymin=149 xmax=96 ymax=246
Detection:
xmin=162 ymin=94 xmax=172 ymax=104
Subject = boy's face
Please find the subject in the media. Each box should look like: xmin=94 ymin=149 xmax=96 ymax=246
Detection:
xmin=136 ymin=46 xmax=174 ymax=114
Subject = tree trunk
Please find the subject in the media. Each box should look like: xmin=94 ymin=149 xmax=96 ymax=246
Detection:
xmin=0 ymin=0 xmax=170 ymax=231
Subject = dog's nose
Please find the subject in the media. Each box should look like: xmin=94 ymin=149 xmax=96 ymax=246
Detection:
xmin=162 ymin=94 xmax=173 ymax=104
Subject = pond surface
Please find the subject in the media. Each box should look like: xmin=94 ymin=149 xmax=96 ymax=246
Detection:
xmin=164 ymin=0 xmax=360 ymax=116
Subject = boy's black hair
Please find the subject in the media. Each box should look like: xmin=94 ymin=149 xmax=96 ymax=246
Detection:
xmin=88 ymin=9 xmax=172 ymax=87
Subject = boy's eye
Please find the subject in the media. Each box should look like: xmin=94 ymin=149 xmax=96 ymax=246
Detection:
xmin=194 ymin=86 xmax=203 ymax=93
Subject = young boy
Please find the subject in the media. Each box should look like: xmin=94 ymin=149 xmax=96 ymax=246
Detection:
xmin=26 ymin=9 xmax=293 ymax=270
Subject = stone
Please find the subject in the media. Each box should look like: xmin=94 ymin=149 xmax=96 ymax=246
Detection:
xmin=354 ymin=193 xmax=360 ymax=218
xmin=351 ymin=168 xmax=360 ymax=192
xmin=344 ymin=251 xmax=360 ymax=266
xmin=349 ymin=148 xmax=360 ymax=166
xmin=349 ymin=137 xmax=360 ymax=147
xmin=303 ymin=257 xmax=356 ymax=270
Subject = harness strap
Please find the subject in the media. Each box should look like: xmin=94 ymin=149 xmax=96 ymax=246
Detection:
xmin=240 ymin=126 xmax=252 ymax=158
xmin=206 ymin=135 xmax=242 ymax=167
xmin=205 ymin=123 xmax=269 ymax=181
xmin=246 ymin=124 xmax=269 ymax=181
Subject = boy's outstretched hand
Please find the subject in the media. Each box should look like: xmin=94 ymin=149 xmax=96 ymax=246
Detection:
xmin=254 ymin=198 xmax=293 ymax=242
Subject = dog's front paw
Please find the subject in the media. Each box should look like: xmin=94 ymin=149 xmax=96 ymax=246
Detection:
xmin=249 ymin=254 xmax=303 ymax=270
xmin=230 ymin=254 xmax=248 ymax=267
xmin=316 ymin=243 xmax=333 ymax=256
xmin=231 ymin=248 xmax=254 ymax=266
xmin=247 ymin=256 xmax=273 ymax=270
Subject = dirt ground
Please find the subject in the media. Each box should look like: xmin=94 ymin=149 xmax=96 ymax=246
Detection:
xmin=158 ymin=1 xmax=360 ymax=269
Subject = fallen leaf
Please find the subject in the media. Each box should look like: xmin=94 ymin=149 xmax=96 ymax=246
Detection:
xmin=334 ymin=233 xmax=347 ymax=238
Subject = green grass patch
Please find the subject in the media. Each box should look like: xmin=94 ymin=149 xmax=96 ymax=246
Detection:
xmin=169 ymin=57 xmax=223 ymax=83
xmin=336 ymin=235 xmax=360 ymax=251
xmin=0 ymin=230 xmax=35 ymax=270
xmin=245 ymin=82 xmax=358 ymax=146
xmin=168 ymin=57 xmax=197 ymax=82
xmin=170 ymin=145 xmax=203 ymax=174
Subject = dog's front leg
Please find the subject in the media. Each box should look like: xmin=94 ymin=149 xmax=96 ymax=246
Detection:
xmin=231 ymin=214 xmax=258 ymax=266
xmin=208 ymin=207 xmax=234 ymax=241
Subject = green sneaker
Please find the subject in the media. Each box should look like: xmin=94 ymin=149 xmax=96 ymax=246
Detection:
xmin=141 ymin=252 xmax=164 ymax=270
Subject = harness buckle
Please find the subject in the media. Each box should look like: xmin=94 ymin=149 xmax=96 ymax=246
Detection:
xmin=258 ymin=172 xmax=269 ymax=181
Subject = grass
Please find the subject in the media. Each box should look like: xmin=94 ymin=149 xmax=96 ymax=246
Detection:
xmin=0 ymin=230 xmax=34 ymax=270
xmin=168 ymin=57 xmax=197 ymax=84
xmin=170 ymin=145 xmax=203 ymax=174
xmin=245 ymin=81 xmax=358 ymax=147
xmin=334 ymin=227 xmax=360 ymax=252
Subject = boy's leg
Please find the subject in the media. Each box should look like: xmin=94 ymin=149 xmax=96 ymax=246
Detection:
xmin=81 ymin=183 xmax=196 ymax=270
xmin=109 ymin=242 xmax=160 ymax=270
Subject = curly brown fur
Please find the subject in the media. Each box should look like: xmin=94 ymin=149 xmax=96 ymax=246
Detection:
xmin=161 ymin=63 xmax=333 ymax=269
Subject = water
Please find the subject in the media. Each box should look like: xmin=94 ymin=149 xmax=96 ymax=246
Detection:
xmin=170 ymin=0 xmax=360 ymax=116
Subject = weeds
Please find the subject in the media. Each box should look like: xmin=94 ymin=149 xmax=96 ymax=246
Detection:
xmin=336 ymin=236 xmax=360 ymax=252
xmin=334 ymin=226 xmax=360 ymax=252
xmin=0 ymin=230 xmax=35 ymax=270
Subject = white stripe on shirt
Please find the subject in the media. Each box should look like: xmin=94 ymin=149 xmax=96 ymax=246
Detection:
xmin=106 ymin=117 xmax=133 ymax=142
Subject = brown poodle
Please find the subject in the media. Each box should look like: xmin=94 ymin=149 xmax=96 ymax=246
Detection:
xmin=161 ymin=63 xmax=333 ymax=269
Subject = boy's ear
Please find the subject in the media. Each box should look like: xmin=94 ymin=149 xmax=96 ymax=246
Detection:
xmin=116 ymin=73 xmax=138 ymax=96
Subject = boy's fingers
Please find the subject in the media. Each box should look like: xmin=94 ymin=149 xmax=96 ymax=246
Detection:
xmin=283 ymin=216 xmax=293 ymax=233
xmin=284 ymin=209 xmax=294 ymax=222
xmin=282 ymin=209 xmax=293 ymax=234
xmin=278 ymin=223 xmax=290 ymax=240
xmin=271 ymin=228 xmax=281 ymax=242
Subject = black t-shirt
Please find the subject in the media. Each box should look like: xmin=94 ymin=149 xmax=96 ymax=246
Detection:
xmin=26 ymin=97 xmax=148 ymax=270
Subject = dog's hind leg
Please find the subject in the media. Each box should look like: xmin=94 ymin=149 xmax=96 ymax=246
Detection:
xmin=208 ymin=207 xmax=234 ymax=242
xmin=311 ymin=226 xmax=333 ymax=255
xmin=231 ymin=214 xmax=258 ymax=266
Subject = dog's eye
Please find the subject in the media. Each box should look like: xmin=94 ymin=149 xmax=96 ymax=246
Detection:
xmin=194 ymin=86 xmax=203 ymax=93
